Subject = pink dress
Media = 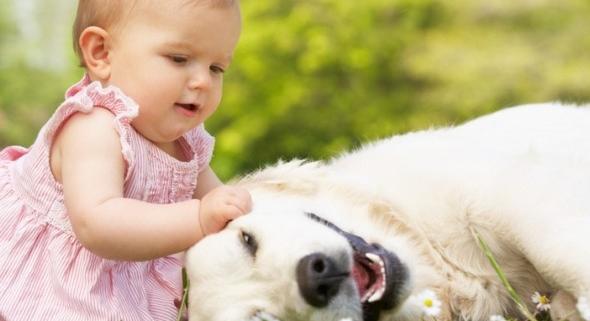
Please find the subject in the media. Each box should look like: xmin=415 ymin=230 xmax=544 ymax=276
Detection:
xmin=0 ymin=75 xmax=214 ymax=321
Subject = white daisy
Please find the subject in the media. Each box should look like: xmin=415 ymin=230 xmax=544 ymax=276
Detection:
xmin=339 ymin=318 xmax=353 ymax=321
xmin=577 ymin=297 xmax=590 ymax=321
xmin=412 ymin=289 xmax=442 ymax=317
xmin=489 ymin=315 xmax=507 ymax=321
xmin=531 ymin=291 xmax=551 ymax=311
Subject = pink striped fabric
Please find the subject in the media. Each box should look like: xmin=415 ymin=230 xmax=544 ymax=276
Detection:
xmin=0 ymin=75 xmax=214 ymax=321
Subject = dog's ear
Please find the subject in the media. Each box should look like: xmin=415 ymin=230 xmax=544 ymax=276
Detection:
xmin=367 ymin=199 xmax=429 ymax=249
xmin=367 ymin=200 xmax=407 ymax=234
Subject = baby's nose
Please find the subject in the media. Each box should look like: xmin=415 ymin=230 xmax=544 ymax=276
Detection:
xmin=188 ymin=70 xmax=211 ymax=90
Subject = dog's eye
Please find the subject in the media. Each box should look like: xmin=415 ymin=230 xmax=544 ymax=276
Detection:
xmin=240 ymin=230 xmax=258 ymax=256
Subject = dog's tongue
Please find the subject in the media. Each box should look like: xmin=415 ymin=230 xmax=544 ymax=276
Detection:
xmin=352 ymin=261 xmax=371 ymax=298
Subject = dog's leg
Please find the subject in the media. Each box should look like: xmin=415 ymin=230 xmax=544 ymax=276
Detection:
xmin=495 ymin=200 xmax=590 ymax=318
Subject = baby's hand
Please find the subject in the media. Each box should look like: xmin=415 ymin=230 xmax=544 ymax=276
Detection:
xmin=198 ymin=185 xmax=252 ymax=236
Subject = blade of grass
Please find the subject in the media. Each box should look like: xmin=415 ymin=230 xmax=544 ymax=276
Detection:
xmin=469 ymin=227 xmax=538 ymax=321
xmin=176 ymin=269 xmax=190 ymax=321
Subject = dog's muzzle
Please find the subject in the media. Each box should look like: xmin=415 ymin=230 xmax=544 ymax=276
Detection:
xmin=302 ymin=213 xmax=409 ymax=321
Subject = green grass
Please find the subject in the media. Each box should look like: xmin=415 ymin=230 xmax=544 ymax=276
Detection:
xmin=470 ymin=227 xmax=539 ymax=321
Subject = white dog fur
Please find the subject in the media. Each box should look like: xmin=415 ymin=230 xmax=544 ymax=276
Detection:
xmin=186 ymin=103 xmax=590 ymax=321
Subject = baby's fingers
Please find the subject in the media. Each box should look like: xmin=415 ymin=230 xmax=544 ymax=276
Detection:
xmin=224 ymin=187 xmax=252 ymax=215
xmin=235 ymin=187 xmax=253 ymax=212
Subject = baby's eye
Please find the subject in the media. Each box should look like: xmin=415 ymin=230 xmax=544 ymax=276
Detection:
xmin=210 ymin=65 xmax=225 ymax=74
xmin=168 ymin=55 xmax=188 ymax=65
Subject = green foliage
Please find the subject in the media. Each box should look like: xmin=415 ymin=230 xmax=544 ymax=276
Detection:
xmin=210 ymin=0 xmax=590 ymax=179
xmin=0 ymin=65 xmax=79 ymax=147
xmin=2 ymin=0 xmax=590 ymax=179
xmin=0 ymin=0 xmax=79 ymax=147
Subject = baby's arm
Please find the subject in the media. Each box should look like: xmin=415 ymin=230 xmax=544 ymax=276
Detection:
xmin=193 ymin=166 xmax=223 ymax=199
xmin=53 ymin=108 xmax=248 ymax=261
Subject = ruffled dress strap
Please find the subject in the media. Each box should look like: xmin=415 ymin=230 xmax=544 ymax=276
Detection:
xmin=184 ymin=124 xmax=215 ymax=172
xmin=45 ymin=74 xmax=140 ymax=179
xmin=0 ymin=145 xmax=28 ymax=162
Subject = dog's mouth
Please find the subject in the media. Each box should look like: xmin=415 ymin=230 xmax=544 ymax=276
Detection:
xmin=352 ymin=239 xmax=408 ymax=321
xmin=306 ymin=213 xmax=408 ymax=321
xmin=353 ymin=249 xmax=386 ymax=303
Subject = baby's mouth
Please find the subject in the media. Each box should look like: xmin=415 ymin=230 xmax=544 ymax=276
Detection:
xmin=175 ymin=103 xmax=199 ymax=112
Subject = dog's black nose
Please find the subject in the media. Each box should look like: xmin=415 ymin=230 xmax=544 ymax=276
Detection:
xmin=296 ymin=252 xmax=348 ymax=307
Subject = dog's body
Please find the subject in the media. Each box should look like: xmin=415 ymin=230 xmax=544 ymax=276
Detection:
xmin=186 ymin=103 xmax=590 ymax=321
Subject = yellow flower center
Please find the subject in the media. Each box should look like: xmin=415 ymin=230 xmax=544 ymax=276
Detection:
xmin=539 ymin=295 xmax=550 ymax=305
xmin=424 ymin=298 xmax=433 ymax=308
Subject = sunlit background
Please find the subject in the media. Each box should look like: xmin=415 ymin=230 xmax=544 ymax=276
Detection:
xmin=1 ymin=0 xmax=590 ymax=180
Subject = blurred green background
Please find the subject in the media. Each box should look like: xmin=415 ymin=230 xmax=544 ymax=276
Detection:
xmin=1 ymin=0 xmax=589 ymax=180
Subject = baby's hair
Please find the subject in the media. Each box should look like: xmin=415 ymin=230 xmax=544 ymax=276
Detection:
xmin=72 ymin=0 xmax=238 ymax=67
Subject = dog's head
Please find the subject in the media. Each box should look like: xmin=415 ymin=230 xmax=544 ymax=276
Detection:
xmin=185 ymin=162 xmax=416 ymax=321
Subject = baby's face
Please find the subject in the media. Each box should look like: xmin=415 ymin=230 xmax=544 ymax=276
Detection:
xmin=106 ymin=1 xmax=241 ymax=147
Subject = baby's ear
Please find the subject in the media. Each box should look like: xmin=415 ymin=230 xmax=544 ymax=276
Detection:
xmin=78 ymin=26 xmax=112 ymax=81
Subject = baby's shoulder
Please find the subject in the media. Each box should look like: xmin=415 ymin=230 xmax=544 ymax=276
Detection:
xmin=50 ymin=107 xmax=123 ymax=182
xmin=57 ymin=107 xmax=119 ymax=144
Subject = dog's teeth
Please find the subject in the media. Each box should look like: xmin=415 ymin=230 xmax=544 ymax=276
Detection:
xmin=365 ymin=252 xmax=379 ymax=263
xmin=364 ymin=252 xmax=387 ymax=302
xmin=365 ymin=253 xmax=385 ymax=269
xmin=368 ymin=284 xmax=386 ymax=302
xmin=362 ymin=289 xmax=375 ymax=302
